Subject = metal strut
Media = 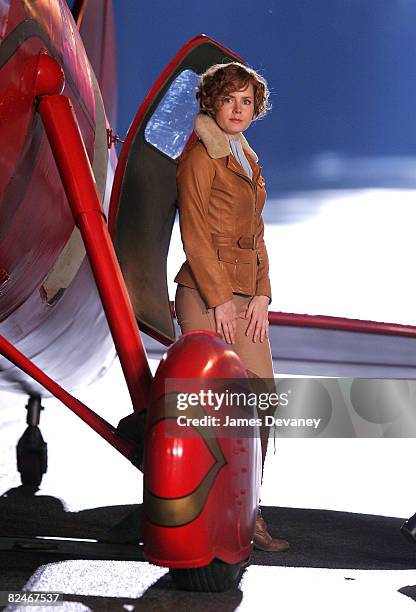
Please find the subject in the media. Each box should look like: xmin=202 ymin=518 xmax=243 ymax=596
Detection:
xmin=33 ymin=54 xmax=152 ymax=414
xmin=0 ymin=335 xmax=138 ymax=462
xmin=25 ymin=395 xmax=43 ymax=426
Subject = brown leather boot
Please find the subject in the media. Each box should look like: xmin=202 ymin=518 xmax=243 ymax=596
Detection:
xmin=245 ymin=372 xmax=290 ymax=552
xmin=253 ymin=510 xmax=290 ymax=552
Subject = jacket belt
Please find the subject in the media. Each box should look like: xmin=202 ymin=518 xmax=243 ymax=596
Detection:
xmin=211 ymin=234 xmax=257 ymax=250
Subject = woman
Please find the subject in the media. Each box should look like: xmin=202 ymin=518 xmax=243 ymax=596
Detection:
xmin=174 ymin=62 xmax=289 ymax=552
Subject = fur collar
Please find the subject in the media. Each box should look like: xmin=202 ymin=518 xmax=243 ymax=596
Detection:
xmin=193 ymin=113 xmax=259 ymax=162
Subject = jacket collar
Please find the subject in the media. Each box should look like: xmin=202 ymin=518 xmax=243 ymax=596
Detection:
xmin=193 ymin=113 xmax=259 ymax=163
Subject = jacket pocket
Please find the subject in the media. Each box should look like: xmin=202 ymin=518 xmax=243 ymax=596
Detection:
xmin=217 ymin=247 xmax=255 ymax=294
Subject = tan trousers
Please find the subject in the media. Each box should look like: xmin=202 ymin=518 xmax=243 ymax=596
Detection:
xmin=175 ymin=284 xmax=275 ymax=465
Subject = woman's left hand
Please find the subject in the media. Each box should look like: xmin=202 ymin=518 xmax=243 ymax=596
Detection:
xmin=244 ymin=295 xmax=270 ymax=343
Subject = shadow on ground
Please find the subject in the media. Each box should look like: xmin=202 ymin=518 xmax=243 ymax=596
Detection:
xmin=1 ymin=487 xmax=416 ymax=609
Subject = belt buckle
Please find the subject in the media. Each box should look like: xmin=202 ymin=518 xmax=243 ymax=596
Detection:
xmin=237 ymin=235 xmax=257 ymax=249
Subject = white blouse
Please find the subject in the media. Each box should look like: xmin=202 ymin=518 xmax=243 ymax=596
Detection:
xmin=227 ymin=135 xmax=253 ymax=181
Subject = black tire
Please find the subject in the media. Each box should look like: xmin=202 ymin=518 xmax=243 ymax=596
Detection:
xmin=170 ymin=558 xmax=247 ymax=592
xmin=17 ymin=426 xmax=47 ymax=488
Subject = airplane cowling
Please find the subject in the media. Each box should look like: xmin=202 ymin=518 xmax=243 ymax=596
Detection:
xmin=143 ymin=331 xmax=261 ymax=568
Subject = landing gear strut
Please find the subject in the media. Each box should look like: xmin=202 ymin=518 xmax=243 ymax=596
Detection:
xmin=16 ymin=396 xmax=47 ymax=488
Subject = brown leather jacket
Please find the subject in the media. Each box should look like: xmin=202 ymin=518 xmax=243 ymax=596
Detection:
xmin=174 ymin=113 xmax=271 ymax=308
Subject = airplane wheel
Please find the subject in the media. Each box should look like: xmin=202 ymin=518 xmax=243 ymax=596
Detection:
xmin=170 ymin=558 xmax=246 ymax=592
xmin=17 ymin=425 xmax=47 ymax=488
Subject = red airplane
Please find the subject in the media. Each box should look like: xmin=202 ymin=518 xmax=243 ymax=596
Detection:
xmin=3 ymin=0 xmax=416 ymax=594
xmin=0 ymin=0 xmax=263 ymax=592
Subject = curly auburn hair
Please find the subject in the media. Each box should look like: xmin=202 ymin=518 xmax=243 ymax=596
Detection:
xmin=196 ymin=62 xmax=271 ymax=120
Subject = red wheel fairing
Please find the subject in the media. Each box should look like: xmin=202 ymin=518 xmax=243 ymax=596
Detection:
xmin=144 ymin=331 xmax=261 ymax=568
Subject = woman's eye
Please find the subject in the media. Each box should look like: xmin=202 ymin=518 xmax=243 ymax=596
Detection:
xmin=224 ymin=97 xmax=232 ymax=103
xmin=243 ymin=99 xmax=252 ymax=105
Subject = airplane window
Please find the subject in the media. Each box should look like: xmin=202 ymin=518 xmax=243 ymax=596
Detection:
xmin=144 ymin=69 xmax=199 ymax=159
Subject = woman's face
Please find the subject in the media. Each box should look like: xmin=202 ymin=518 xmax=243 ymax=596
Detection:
xmin=214 ymin=82 xmax=255 ymax=138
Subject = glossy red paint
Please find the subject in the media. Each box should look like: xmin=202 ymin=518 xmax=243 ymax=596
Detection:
xmin=108 ymin=35 xmax=243 ymax=237
xmin=0 ymin=0 xmax=112 ymax=394
xmin=37 ymin=91 xmax=152 ymax=412
xmin=147 ymin=419 xmax=216 ymax=498
xmin=33 ymin=51 xmax=65 ymax=96
xmin=144 ymin=331 xmax=260 ymax=568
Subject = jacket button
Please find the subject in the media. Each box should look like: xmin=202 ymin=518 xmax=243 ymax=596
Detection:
xmin=235 ymin=258 xmax=238 ymax=263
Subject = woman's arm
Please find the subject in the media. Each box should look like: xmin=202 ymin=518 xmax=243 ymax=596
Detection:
xmin=243 ymin=212 xmax=272 ymax=343
xmin=254 ymin=215 xmax=272 ymax=302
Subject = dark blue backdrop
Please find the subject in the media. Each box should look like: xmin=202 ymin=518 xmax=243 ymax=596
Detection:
xmin=114 ymin=1 xmax=416 ymax=190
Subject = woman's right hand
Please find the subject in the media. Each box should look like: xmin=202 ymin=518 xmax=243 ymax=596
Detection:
xmin=214 ymin=300 xmax=237 ymax=344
